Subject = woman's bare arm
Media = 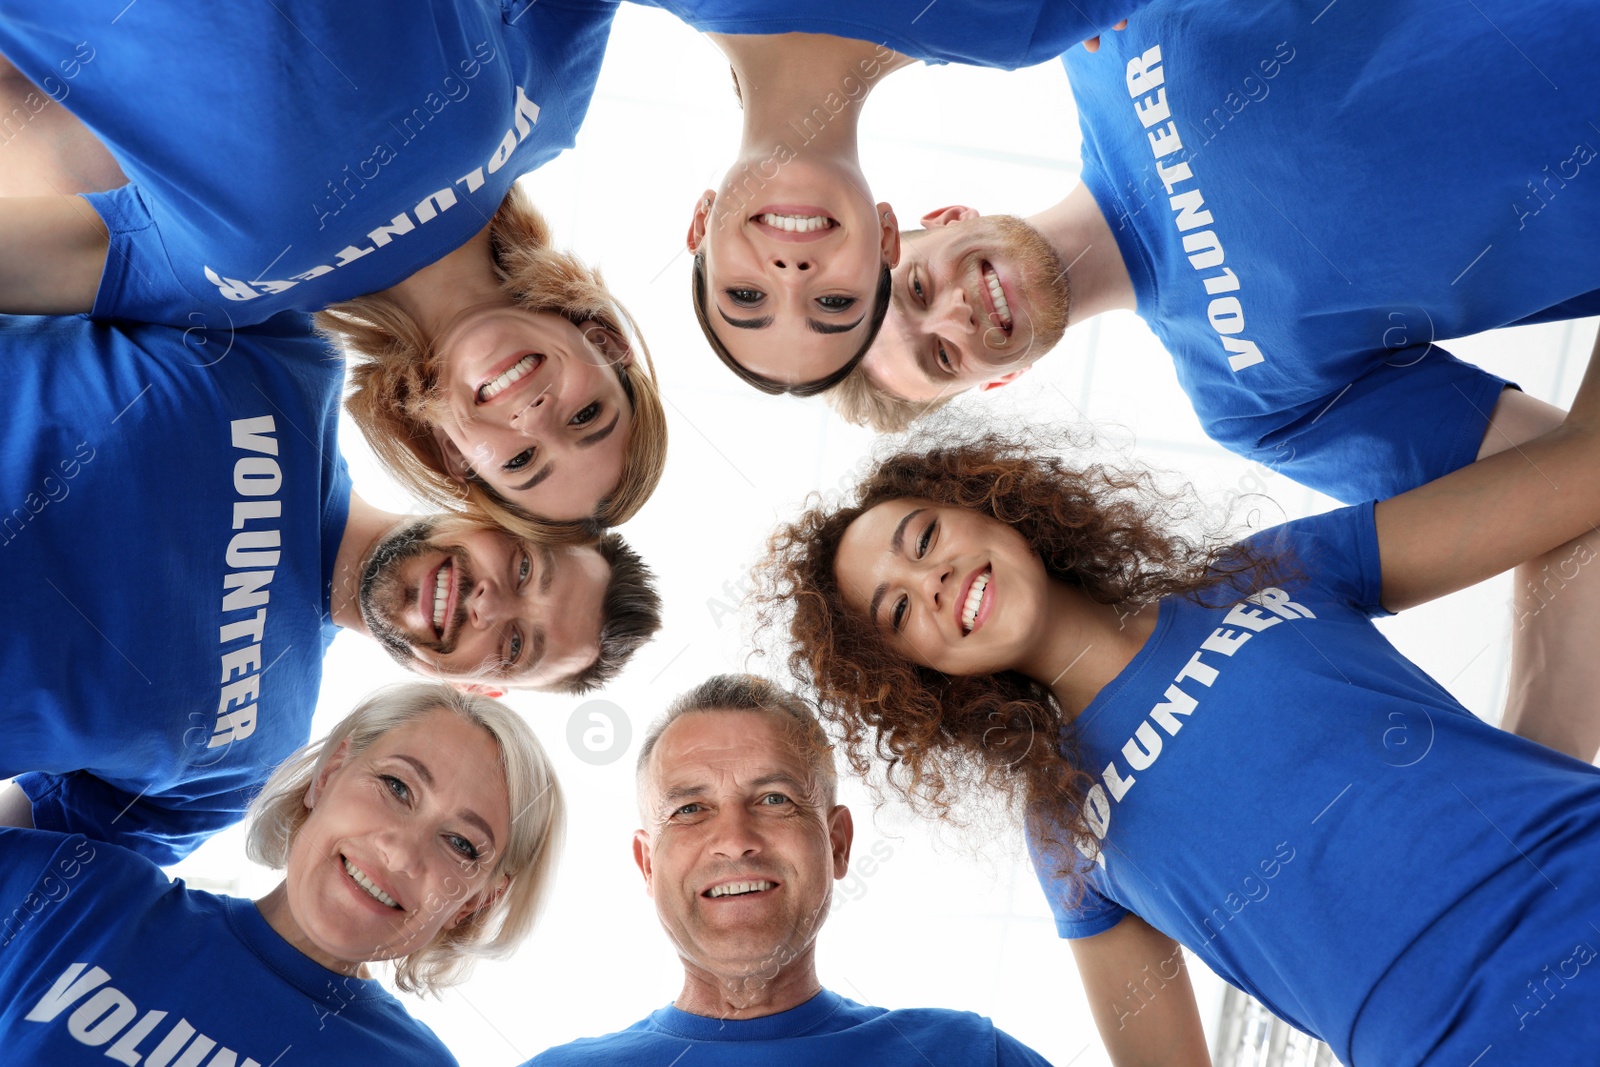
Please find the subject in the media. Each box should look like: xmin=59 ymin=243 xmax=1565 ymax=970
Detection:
xmin=1376 ymin=328 xmax=1600 ymax=612
xmin=1071 ymin=913 xmax=1212 ymax=1067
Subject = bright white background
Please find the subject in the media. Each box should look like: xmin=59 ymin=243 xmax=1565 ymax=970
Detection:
xmin=150 ymin=6 xmax=1595 ymax=1065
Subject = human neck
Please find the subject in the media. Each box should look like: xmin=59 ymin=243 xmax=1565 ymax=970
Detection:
xmin=674 ymin=946 xmax=823 ymax=1021
xmin=379 ymin=224 xmax=502 ymax=342
xmin=1016 ymin=580 xmax=1158 ymax=718
xmin=711 ymin=32 xmax=913 ymax=171
xmin=1028 ymin=183 xmax=1137 ymax=325
xmin=255 ymin=883 xmax=369 ymax=978
xmin=329 ymin=491 xmax=405 ymax=634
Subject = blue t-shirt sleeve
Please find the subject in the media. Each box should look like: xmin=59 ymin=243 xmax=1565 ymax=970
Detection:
xmin=83 ymin=185 xmax=215 ymax=327
xmin=994 ymin=1026 xmax=1056 ymax=1066
xmin=15 ymin=770 xmax=245 ymax=866
xmin=1249 ymin=346 xmax=1511 ymax=503
xmin=0 ymin=828 xmax=98 ymax=911
xmin=1239 ymin=502 xmax=1387 ymax=617
xmin=1027 ymin=829 xmax=1129 ymax=939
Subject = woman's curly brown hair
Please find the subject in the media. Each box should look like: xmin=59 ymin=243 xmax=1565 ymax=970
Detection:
xmin=756 ymin=424 xmax=1284 ymax=894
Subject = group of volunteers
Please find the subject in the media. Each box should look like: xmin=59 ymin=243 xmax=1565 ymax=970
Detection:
xmin=0 ymin=0 xmax=1596 ymax=1064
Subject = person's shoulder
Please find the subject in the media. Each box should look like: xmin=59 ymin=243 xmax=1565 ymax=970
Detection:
xmin=519 ymin=1014 xmax=664 ymax=1066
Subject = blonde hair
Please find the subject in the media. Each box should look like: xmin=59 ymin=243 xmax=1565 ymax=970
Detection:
xmin=245 ymin=682 xmax=566 ymax=995
xmin=825 ymin=363 xmax=952 ymax=433
xmin=322 ymin=187 xmax=668 ymax=544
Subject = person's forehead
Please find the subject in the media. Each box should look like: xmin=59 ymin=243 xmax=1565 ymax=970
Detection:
xmin=649 ymin=710 xmax=810 ymax=790
xmin=715 ymin=320 xmax=861 ymax=386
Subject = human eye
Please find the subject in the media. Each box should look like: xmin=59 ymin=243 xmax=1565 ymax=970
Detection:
xmin=517 ymin=551 xmax=532 ymax=586
xmin=759 ymin=792 xmax=792 ymax=806
xmin=891 ymin=594 xmax=908 ymax=633
xmin=506 ymin=627 xmax=523 ymax=667
xmin=447 ymin=834 xmax=481 ymax=861
xmin=502 ymin=447 xmax=535 ymax=473
xmin=673 ymin=802 xmax=703 ymax=817
xmin=381 ymin=774 xmax=412 ymax=804
xmin=910 ymin=271 xmax=926 ymax=304
xmin=569 ymin=401 xmax=601 ymax=427
xmin=726 ymin=288 xmax=765 ymax=307
xmin=816 ymin=295 xmax=856 ymax=312
xmin=916 ymin=518 xmax=936 ymax=558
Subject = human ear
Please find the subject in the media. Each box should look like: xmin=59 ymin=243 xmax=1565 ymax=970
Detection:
xmin=429 ymin=426 xmax=473 ymax=485
xmin=877 ymin=202 xmax=901 ymax=269
xmin=977 ymin=367 xmax=1031 ymax=392
xmin=632 ymin=829 xmax=656 ymax=895
xmin=828 ymin=804 xmax=854 ymax=879
xmin=449 ymin=873 xmax=509 ymax=929
xmin=919 ymin=205 xmax=980 ymax=229
xmin=576 ymin=321 xmax=634 ymax=370
xmin=305 ymin=739 xmax=353 ymax=810
xmin=686 ymin=190 xmax=714 ymax=253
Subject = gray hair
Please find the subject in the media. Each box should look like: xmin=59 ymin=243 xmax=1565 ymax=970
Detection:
xmin=637 ymin=673 xmax=838 ymax=809
xmin=245 ymin=681 xmax=565 ymax=995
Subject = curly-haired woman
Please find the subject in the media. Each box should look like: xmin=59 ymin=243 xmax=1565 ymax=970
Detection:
xmin=0 ymin=681 xmax=564 ymax=1065
xmin=0 ymin=2 xmax=666 ymax=537
xmin=759 ymin=336 xmax=1600 ymax=1063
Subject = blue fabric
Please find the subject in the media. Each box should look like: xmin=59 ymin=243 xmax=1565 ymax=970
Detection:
xmin=0 ymin=829 xmax=456 ymax=1065
xmin=0 ymin=313 xmax=348 ymax=864
xmin=0 ymin=0 xmax=616 ymax=324
xmin=1062 ymin=0 xmax=1600 ymax=501
xmin=627 ymin=0 xmax=1141 ymax=69
xmin=523 ymin=988 xmax=1052 ymax=1065
xmin=1029 ymin=504 xmax=1600 ymax=1063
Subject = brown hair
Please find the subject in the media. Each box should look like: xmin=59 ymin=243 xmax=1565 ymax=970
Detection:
xmin=321 ymin=187 xmax=668 ymax=544
xmin=755 ymin=424 xmax=1279 ymax=893
xmin=562 ymin=532 xmax=664 ymax=694
xmin=691 ymin=251 xmax=892 ymax=397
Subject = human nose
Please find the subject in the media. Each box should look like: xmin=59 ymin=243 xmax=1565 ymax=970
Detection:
xmin=767 ymin=251 xmax=816 ymax=273
xmin=922 ymin=557 xmax=954 ymax=615
xmin=706 ymin=805 xmax=763 ymax=861
xmin=375 ymin=824 xmax=427 ymax=881
xmin=509 ymin=388 xmax=555 ymax=432
xmin=928 ymin=282 xmax=974 ymax=336
xmin=467 ymin=578 xmax=511 ymax=629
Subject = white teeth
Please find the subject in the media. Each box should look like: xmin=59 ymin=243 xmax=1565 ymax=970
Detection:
xmin=961 ymin=571 xmax=990 ymax=634
xmin=478 ymin=353 xmax=540 ymax=402
xmin=983 ymin=266 xmax=1012 ymax=329
xmin=707 ymin=880 xmax=776 ymax=898
xmin=432 ymin=560 xmax=451 ymax=635
xmin=756 ymin=213 xmax=832 ymax=233
xmin=343 ymin=857 xmax=399 ymax=908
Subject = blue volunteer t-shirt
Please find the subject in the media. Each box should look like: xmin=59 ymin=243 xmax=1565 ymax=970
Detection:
xmin=0 ymin=0 xmax=616 ymax=324
xmin=523 ymin=989 xmax=1051 ymax=1066
xmin=1031 ymin=504 xmax=1600 ymax=1063
xmin=1062 ymin=0 xmax=1600 ymax=501
xmin=0 ymin=313 xmax=349 ymax=863
xmin=0 ymin=829 xmax=456 ymax=1066
xmin=627 ymin=0 xmax=1139 ymax=68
